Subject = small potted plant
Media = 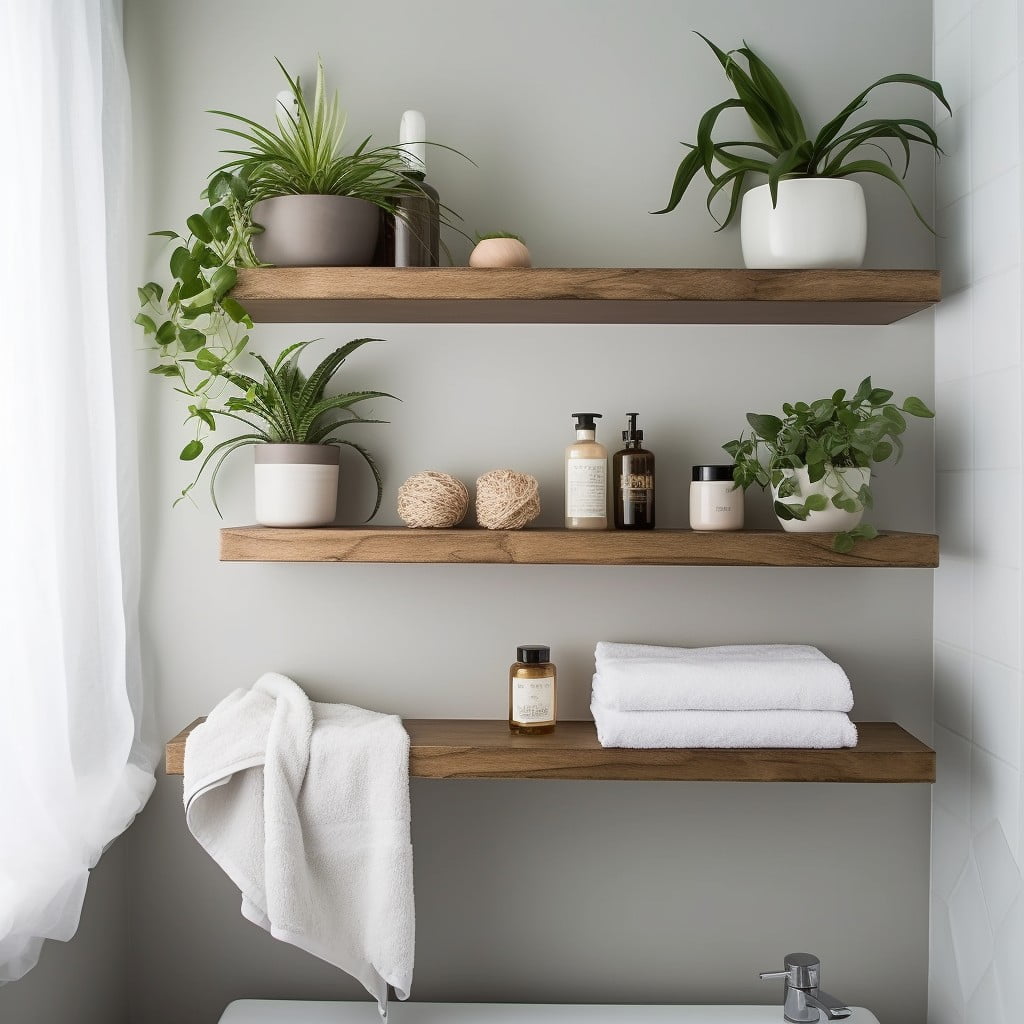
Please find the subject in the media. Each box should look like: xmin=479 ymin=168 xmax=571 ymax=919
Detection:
xmin=213 ymin=58 xmax=467 ymax=267
xmin=723 ymin=377 xmax=933 ymax=551
xmin=653 ymin=35 xmax=950 ymax=268
xmin=147 ymin=333 xmax=396 ymax=527
xmin=469 ymin=231 xmax=532 ymax=268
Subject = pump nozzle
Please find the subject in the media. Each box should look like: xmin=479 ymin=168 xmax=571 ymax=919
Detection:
xmin=622 ymin=412 xmax=644 ymax=443
xmin=571 ymin=412 xmax=603 ymax=433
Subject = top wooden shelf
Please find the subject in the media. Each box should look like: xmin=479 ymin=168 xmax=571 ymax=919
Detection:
xmin=230 ymin=267 xmax=940 ymax=326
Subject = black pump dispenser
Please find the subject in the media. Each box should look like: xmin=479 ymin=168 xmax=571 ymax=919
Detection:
xmin=622 ymin=412 xmax=644 ymax=446
xmin=572 ymin=412 xmax=602 ymax=433
xmin=612 ymin=412 xmax=655 ymax=529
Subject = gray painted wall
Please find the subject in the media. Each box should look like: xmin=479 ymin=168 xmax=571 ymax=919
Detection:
xmin=123 ymin=2 xmax=936 ymax=1022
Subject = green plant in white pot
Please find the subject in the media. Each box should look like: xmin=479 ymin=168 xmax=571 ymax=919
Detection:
xmin=723 ymin=378 xmax=933 ymax=551
xmin=149 ymin=336 xmax=396 ymax=526
xmin=653 ymin=35 xmax=950 ymax=268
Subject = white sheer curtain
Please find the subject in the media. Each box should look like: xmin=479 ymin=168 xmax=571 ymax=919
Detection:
xmin=0 ymin=0 xmax=155 ymax=981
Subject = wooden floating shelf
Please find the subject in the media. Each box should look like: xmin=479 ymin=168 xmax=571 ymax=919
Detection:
xmin=165 ymin=719 xmax=935 ymax=783
xmin=230 ymin=267 xmax=940 ymax=326
xmin=219 ymin=527 xmax=939 ymax=568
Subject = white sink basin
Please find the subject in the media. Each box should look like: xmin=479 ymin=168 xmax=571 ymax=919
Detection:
xmin=220 ymin=1001 xmax=880 ymax=1023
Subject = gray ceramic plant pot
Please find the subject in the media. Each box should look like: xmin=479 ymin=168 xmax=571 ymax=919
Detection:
xmin=251 ymin=195 xmax=380 ymax=266
xmin=254 ymin=444 xmax=340 ymax=527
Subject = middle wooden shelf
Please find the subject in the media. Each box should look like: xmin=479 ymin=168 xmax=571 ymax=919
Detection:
xmin=220 ymin=526 xmax=939 ymax=567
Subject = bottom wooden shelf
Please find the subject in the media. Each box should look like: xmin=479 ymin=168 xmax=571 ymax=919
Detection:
xmin=165 ymin=719 xmax=934 ymax=783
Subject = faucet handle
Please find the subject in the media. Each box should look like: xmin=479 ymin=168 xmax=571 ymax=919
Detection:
xmin=759 ymin=952 xmax=821 ymax=990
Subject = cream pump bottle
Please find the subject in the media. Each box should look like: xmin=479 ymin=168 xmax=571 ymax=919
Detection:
xmin=565 ymin=412 xmax=608 ymax=529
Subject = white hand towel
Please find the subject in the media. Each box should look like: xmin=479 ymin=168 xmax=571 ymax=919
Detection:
xmin=183 ymin=673 xmax=413 ymax=1013
xmin=593 ymin=642 xmax=853 ymax=712
xmin=591 ymin=699 xmax=858 ymax=749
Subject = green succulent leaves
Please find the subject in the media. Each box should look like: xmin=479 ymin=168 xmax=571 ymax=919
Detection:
xmin=723 ymin=377 xmax=934 ymax=551
xmin=654 ymin=35 xmax=951 ymax=230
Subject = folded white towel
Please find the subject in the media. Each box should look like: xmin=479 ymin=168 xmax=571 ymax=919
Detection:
xmin=591 ymin=699 xmax=858 ymax=749
xmin=183 ymin=673 xmax=413 ymax=1013
xmin=593 ymin=642 xmax=853 ymax=712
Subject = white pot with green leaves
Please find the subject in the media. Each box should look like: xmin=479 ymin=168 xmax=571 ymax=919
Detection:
xmin=652 ymin=34 xmax=949 ymax=267
xmin=724 ymin=377 xmax=934 ymax=553
xmin=148 ymin=337 xmax=394 ymax=527
xmin=770 ymin=465 xmax=870 ymax=533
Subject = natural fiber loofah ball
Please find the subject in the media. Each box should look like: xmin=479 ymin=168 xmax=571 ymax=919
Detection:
xmin=397 ymin=471 xmax=469 ymax=528
xmin=475 ymin=469 xmax=541 ymax=530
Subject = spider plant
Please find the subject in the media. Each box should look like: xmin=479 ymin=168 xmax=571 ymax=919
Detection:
xmin=211 ymin=57 xmax=467 ymax=227
xmin=175 ymin=338 xmax=397 ymax=519
xmin=654 ymin=34 xmax=951 ymax=230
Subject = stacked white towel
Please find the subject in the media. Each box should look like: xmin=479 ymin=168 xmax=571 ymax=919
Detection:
xmin=183 ymin=673 xmax=414 ymax=1014
xmin=591 ymin=642 xmax=857 ymax=749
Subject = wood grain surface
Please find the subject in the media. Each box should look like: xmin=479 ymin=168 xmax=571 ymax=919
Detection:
xmin=229 ymin=267 xmax=940 ymax=325
xmin=166 ymin=719 xmax=935 ymax=783
xmin=219 ymin=527 xmax=940 ymax=567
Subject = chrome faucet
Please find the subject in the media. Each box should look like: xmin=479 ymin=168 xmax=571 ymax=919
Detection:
xmin=759 ymin=952 xmax=852 ymax=1022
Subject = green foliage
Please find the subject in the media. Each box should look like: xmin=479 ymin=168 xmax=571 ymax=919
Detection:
xmin=212 ymin=57 xmax=471 ymax=235
xmin=722 ymin=377 xmax=934 ymax=550
xmin=475 ymin=230 xmax=525 ymax=242
xmin=138 ymin=169 xmax=261 ymax=447
xmin=171 ymin=338 xmax=397 ymax=519
xmin=654 ymin=34 xmax=951 ymax=230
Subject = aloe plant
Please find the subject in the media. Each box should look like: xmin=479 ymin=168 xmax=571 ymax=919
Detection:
xmin=654 ymin=34 xmax=951 ymax=230
xmin=173 ymin=338 xmax=397 ymax=519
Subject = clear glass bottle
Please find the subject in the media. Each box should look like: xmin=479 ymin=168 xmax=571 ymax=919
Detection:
xmin=613 ymin=413 xmax=655 ymax=529
xmin=508 ymin=645 xmax=557 ymax=734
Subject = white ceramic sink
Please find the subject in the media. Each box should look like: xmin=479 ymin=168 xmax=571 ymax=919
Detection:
xmin=220 ymin=1001 xmax=881 ymax=1023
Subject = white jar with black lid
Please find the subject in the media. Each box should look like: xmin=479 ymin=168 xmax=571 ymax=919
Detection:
xmin=690 ymin=465 xmax=744 ymax=531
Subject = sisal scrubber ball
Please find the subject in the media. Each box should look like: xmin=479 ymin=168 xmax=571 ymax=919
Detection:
xmin=475 ymin=469 xmax=541 ymax=530
xmin=397 ymin=471 xmax=469 ymax=528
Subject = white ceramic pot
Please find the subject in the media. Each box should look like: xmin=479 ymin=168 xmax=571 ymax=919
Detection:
xmin=740 ymin=179 xmax=867 ymax=269
xmin=254 ymin=445 xmax=340 ymax=527
xmin=770 ymin=466 xmax=870 ymax=533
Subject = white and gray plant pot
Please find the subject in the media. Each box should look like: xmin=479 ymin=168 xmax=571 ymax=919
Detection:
xmin=770 ymin=465 xmax=870 ymax=533
xmin=254 ymin=444 xmax=340 ymax=528
xmin=740 ymin=178 xmax=867 ymax=269
xmin=251 ymin=194 xmax=380 ymax=267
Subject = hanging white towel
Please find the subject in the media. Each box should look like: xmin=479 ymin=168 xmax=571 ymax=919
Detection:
xmin=591 ymin=700 xmax=858 ymax=749
xmin=183 ymin=673 xmax=413 ymax=1013
xmin=593 ymin=642 xmax=854 ymax=712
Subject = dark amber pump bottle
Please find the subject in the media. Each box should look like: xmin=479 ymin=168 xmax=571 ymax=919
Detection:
xmin=613 ymin=413 xmax=655 ymax=529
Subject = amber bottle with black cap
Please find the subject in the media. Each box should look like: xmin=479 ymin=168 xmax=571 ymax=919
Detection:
xmin=508 ymin=645 xmax=557 ymax=734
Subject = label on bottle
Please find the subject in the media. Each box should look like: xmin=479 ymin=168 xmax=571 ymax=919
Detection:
xmin=621 ymin=473 xmax=654 ymax=492
xmin=511 ymin=675 xmax=555 ymax=724
xmin=567 ymin=459 xmax=607 ymax=518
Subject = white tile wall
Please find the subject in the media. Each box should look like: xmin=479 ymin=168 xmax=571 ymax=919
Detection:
xmin=932 ymin=2 xmax=1024 ymax=1020
xmin=971 ymin=269 xmax=1020 ymax=375
xmin=936 ymin=640 xmax=974 ymax=737
xmin=971 ymin=73 xmax=1020 ymax=188
xmin=972 ymin=0 xmax=1019 ymax=94
xmin=971 ymin=169 xmax=1019 ymax=280
xmin=972 ymin=655 xmax=1021 ymax=763
xmin=973 ymin=469 xmax=1022 ymax=567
